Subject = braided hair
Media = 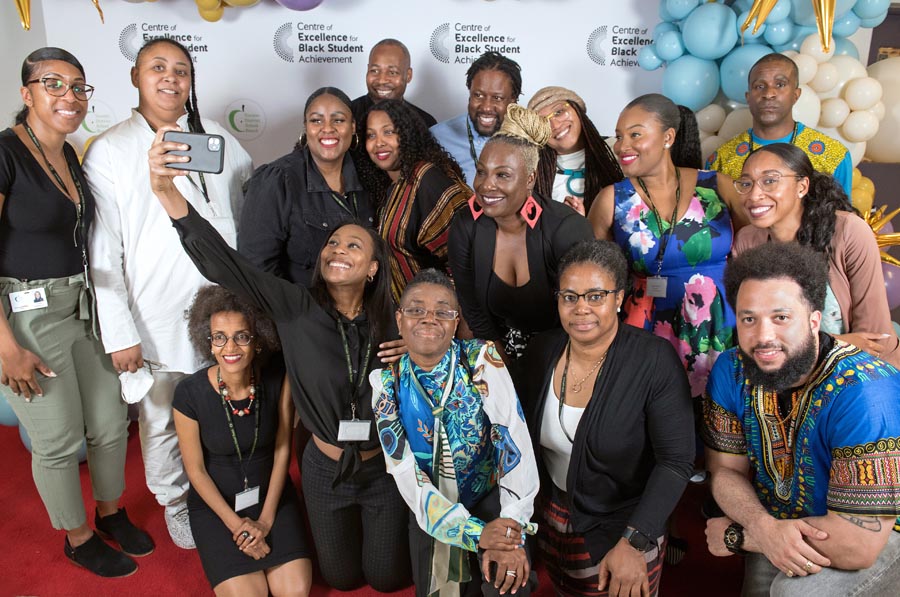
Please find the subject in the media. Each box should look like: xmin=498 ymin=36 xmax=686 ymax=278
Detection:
xmin=485 ymin=104 xmax=551 ymax=174
xmin=135 ymin=38 xmax=205 ymax=133
xmin=357 ymin=99 xmax=465 ymax=205
xmin=746 ymin=143 xmax=857 ymax=258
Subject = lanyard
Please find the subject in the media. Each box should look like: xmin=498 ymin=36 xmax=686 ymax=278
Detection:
xmin=558 ymin=341 xmax=607 ymax=443
xmin=465 ymin=117 xmax=479 ymax=165
xmin=23 ymin=122 xmax=90 ymax=288
xmin=331 ymin=190 xmax=359 ymax=219
xmin=635 ymin=166 xmax=682 ymax=277
xmin=749 ymin=122 xmax=798 ymax=152
xmin=187 ymin=172 xmax=213 ymax=208
xmin=337 ymin=320 xmax=372 ymax=419
xmin=218 ymin=370 xmax=260 ymax=491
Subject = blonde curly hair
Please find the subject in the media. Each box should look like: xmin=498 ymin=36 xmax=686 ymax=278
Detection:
xmin=486 ymin=104 xmax=550 ymax=173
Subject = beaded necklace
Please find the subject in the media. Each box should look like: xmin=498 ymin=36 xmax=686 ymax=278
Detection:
xmin=216 ymin=367 xmax=256 ymax=416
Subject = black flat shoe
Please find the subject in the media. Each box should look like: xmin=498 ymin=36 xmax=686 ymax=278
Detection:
xmin=64 ymin=533 xmax=138 ymax=578
xmin=95 ymin=508 xmax=155 ymax=557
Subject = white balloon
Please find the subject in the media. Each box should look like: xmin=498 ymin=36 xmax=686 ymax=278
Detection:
xmin=793 ymin=84 xmax=821 ymax=127
xmin=865 ymin=57 xmax=900 ymax=163
xmin=701 ymin=135 xmax=723 ymax=162
xmin=781 ymin=50 xmax=799 ymax=60
xmin=699 ymin=130 xmax=711 ymax=141
xmin=820 ymin=55 xmax=868 ymax=100
xmin=843 ymin=77 xmax=883 ymax=111
xmin=792 ymin=54 xmax=818 ymax=86
xmin=717 ymin=108 xmax=754 ymax=141
xmin=809 ymin=62 xmax=839 ymax=93
xmin=800 ymin=33 xmax=835 ymax=64
xmin=819 ymin=98 xmax=851 ymax=128
xmin=866 ymin=101 xmax=886 ymax=121
xmin=841 ymin=110 xmax=880 ymax=142
xmin=696 ymin=104 xmax=727 ymax=134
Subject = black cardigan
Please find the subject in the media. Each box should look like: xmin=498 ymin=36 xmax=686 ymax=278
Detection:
xmin=514 ymin=324 xmax=694 ymax=562
xmin=447 ymin=196 xmax=593 ymax=344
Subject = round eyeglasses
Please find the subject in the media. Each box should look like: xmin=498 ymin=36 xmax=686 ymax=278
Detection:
xmin=209 ymin=332 xmax=254 ymax=347
xmin=733 ymin=172 xmax=804 ymax=195
xmin=26 ymin=76 xmax=95 ymax=101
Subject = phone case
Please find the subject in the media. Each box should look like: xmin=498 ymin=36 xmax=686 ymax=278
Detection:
xmin=163 ymin=131 xmax=225 ymax=174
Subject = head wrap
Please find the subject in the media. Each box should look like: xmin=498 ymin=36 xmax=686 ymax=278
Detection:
xmin=527 ymin=86 xmax=587 ymax=115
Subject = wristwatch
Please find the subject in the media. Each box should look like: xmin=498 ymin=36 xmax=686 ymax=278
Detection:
xmin=622 ymin=527 xmax=655 ymax=553
xmin=723 ymin=522 xmax=748 ymax=555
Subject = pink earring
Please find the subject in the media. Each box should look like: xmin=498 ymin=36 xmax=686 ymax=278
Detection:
xmin=467 ymin=195 xmax=483 ymax=221
xmin=519 ymin=196 xmax=542 ymax=229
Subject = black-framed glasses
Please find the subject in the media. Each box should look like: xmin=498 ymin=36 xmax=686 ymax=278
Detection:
xmin=209 ymin=332 xmax=254 ymax=347
xmin=398 ymin=307 xmax=459 ymax=321
xmin=26 ymin=76 xmax=94 ymax=101
xmin=556 ymin=289 xmax=619 ymax=306
xmin=733 ymin=172 xmax=804 ymax=195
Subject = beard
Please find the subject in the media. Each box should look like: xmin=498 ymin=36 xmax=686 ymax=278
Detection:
xmin=739 ymin=331 xmax=818 ymax=392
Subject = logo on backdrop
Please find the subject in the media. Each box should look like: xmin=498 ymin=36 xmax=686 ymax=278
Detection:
xmin=428 ymin=22 xmax=523 ymax=65
xmin=272 ymin=21 xmax=365 ymax=64
xmin=119 ymin=23 xmax=211 ymax=63
xmin=587 ymin=25 xmax=652 ymax=68
xmin=80 ymin=101 xmax=116 ymax=136
xmin=225 ymin=100 xmax=266 ymax=141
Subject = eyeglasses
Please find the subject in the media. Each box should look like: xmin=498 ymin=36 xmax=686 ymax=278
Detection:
xmin=26 ymin=76 xmax=95 ymax=101
xmin=545 ymin=102 xmax=572 ymax=124
xmin=398 ymin=307 xmax=459 ymax=321
xmin=733 ymin=172 xmax=804 ymax=195
xmin=556 ymin=289 xmax=619 ymax=305
xmin=209 ymin=332 xmax=254 ymax=347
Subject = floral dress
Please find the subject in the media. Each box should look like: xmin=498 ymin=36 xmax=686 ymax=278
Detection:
xmin=611 ymin=170 xmax=734 ymax=396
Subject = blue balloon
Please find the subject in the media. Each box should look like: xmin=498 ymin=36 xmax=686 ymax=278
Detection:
xmin=791 ymin=0 xmax=857 ymax=26
xmin=659 ymin=0 xmax=677 ymax=22
xmin=766 ymin=0 xmax=791 ymax=23
xmin=773 ymin=25 xmax=816 ymax=53
xmin=0 ymin=393 xmax=17 ymax=426
xmin=832 ymin=10 xmax=861 ymax=38
xmin=639 ymin=45 xmax=664 ymax=71
xmin=18 ymin=424 xmax=88 ymax=462
xmin=853 ymin=0 xmax=891 ymax=20
xmin=731 ymin=0 xmax=754 ymax=14
xmin=682 ymin=3 xmax=739 ymax=60
xmin=831 ymin=37 xmax=860 ymax=60
xmin=763 ymin=19 xmax=795 ymax=47
xmin=662 ymin=55 xmax=720 ymax=111
xmin=720 ymin=44 xmax=775 ymax=103
xmin=859 ymin=12 xmax=888 ymax=28
xmin=656 ymin=31 xmax=685 ymax=62
xmin=737 ymin=10 xmax=767 ymax=42
xmin=665 ymin=0 xmax=700 ymax=21
xmin=654 ymin=21 xmax=680 ymax=42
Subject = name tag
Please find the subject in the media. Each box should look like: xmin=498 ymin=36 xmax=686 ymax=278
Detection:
xmin=338 ymin=419 xmax=372 ymax=442
xmin=9 ymin=288 xmax=48 ymax=313
xmin=646 ymin=276 xmax=667 ymax=299
xmin=235 ymin=485 xmax=260 ymax=512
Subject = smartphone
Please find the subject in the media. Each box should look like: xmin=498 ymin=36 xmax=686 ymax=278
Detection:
xmin=163 ymin=131 xmax=225 ymax=174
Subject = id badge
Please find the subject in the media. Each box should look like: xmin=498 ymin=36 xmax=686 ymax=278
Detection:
xmin=9 ymin=288 xmax=48 ymax=313
xmin=646 ymin=276 xmax=667 ymax=298
xmin=338 ymin=419 xmax=372 ymax=442
xmin=235 ymin=485 xmax=260 ymax=512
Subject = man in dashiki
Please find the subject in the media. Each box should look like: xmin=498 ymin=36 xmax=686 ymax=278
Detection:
xmin=702 ymin=242 xmax=900 ymax=597
xmin=370 ymin=269 xmax=538 ymax=597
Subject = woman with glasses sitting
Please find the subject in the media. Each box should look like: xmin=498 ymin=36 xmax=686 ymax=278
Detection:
xmin=733 ymin=143 xmax=900 ymax=367
xmin=514 ymin=240 xmax=694 ymax=597
xmin=527 ymin=87 xmax=623 ymax=216
xmin=0 ymin=47 xmax=152 ymax=577
xmin=173 ymin=286 xmax=312 ymax=595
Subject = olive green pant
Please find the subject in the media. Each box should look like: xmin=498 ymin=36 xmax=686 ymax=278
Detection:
xmin=1 ymin=274 xmax=128 ymax=530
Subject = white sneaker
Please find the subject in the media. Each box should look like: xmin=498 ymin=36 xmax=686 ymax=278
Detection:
xmin=164 ymin=506 xmax=196 ymax=549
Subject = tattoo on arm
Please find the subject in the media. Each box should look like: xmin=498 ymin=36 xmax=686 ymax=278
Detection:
xmin=837 ymin=513 xmax=882 ymax=532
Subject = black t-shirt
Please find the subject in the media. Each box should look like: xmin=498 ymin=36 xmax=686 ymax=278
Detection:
xmin=0 ymin=128 xmax=93 ymax=279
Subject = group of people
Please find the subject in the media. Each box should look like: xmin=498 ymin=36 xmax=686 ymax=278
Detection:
xmin=1 ymin=34 xmax=898 ymax=597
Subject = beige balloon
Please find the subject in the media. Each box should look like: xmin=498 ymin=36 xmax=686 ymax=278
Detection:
xmin=841 ymin=110 xmax=879 ymax=143
xmin=792 ymin=84 xmax=821 ymax=127
xmin=792 ymin=53 xmax=819 ymax=86
xmin=819 ymin=55 xmax=868 ymax=100
xmin=865 ymin=57 xmax=900 ymax=163
xmin=800 ymin=33 xmax=834 ymax=64
xmin=809 ymin=62 xmax=839 ymax=93
xmin=717 ymin=108 xmax=754 ymax=142
xmin=843 ymin=77 xmax=883 ymax=112
xmin=819 ymin=97 xmax=850 ymax=128
xmin=696 ymin=104 xmax=726 ymax=135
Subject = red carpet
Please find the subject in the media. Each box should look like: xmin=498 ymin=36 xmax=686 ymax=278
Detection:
xmin=1 ymin=423 xmax=741 ymax=596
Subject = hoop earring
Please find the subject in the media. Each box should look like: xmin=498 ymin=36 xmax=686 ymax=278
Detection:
xmin=298 ymin=133 xmax=307 ymax=149
xmin=350 ymin=133 xmax=360 ymax=151
xmin=467 ymin=194 xmax=483 ymax=221
xmin=519 ymin=195 xmax=542 ymax=229
xmin=366 ymin=274 xmax=374 ymax=283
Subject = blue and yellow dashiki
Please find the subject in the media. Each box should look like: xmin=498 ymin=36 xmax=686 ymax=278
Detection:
xmin=703 ymin=340 xmax=900 ymax=531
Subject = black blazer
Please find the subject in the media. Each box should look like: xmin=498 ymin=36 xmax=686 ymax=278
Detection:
xmin=447 ymin=196 xmax=593 ymax=343
xmin=514 ymin=325 xmax=695 ymax=562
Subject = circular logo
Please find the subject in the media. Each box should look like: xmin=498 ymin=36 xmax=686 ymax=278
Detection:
xmin=119 ymin=24 xmax=140 ymax=62
xmin=587 ymin=26 xmax=608 ymax=66
xmin=225 ymin=100 xmax=267 ymax=141
xmin=273 ymin=22 xmax=295 ymax=63
xmin=808 ymin=140 xmax=825 ymax=155
xmin=80 ymin=100 xmax=117 ymax=135
xmin=736 ymin=141 xmax=752 ymax=156
xmin=430 ymin=23 xmax=450 ymax=64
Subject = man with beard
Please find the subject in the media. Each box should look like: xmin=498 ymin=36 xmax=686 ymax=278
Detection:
xmin=430 ymin=51 xmax=521 ymax=185
xmin=701 ymin=242 xmax=900 ymax=597
xmin=705 ymin=53 xmax=852 ymax=198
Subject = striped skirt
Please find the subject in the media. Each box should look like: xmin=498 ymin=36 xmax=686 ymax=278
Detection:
xmin=538 ymin=488 xmax=666 ymax=597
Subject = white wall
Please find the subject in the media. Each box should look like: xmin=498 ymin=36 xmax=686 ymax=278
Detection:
xmin=1 ymin=1 xmax=48 ymax=126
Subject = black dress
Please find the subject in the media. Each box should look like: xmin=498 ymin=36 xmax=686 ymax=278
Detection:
xmin=173 ymin=361 xmax=309 ymax=588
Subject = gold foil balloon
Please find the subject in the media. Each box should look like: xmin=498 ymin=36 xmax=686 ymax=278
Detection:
xmin=15 ymin=0 xmax=31 ymax=30
xmin=811 ymin=0 xmax=836 ymax=53
xmin=863 ymin=205 xmax=900 ymax=267
xmin=740 ymin=0 xmax=779 ymax=37
xmin=91 ymin=0 xmax=105 ymax=24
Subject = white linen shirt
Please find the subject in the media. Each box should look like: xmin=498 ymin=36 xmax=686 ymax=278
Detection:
xmin=83 ymin=110 xmax=252 ymax=373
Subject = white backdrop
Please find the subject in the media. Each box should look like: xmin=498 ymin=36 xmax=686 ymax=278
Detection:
xmin=34 ymin=0 xmax=665 ymax=164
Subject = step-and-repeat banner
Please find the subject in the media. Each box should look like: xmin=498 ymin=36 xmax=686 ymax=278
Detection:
xmin=38 ymin=0 xmax=663 ymax=164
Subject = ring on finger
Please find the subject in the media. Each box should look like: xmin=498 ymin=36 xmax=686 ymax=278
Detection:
xmin=505 ymin=527 xmax=511 ymax=539
xmin=241 ymin=531 xmax=250 ymax=539
xmin=786 ymin=569 xmax=795 ymax=578
xmin=505 ymin=570 xmax=517 ymax=577
xmin=804 ymin=560 xmax=813 ymax=572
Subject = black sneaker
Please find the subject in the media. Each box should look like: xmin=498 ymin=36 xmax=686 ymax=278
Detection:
xmin=95 ymin=508 xmax=155 ymax=557
xmin=64 ymin=533 xmax=138 ymax=578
